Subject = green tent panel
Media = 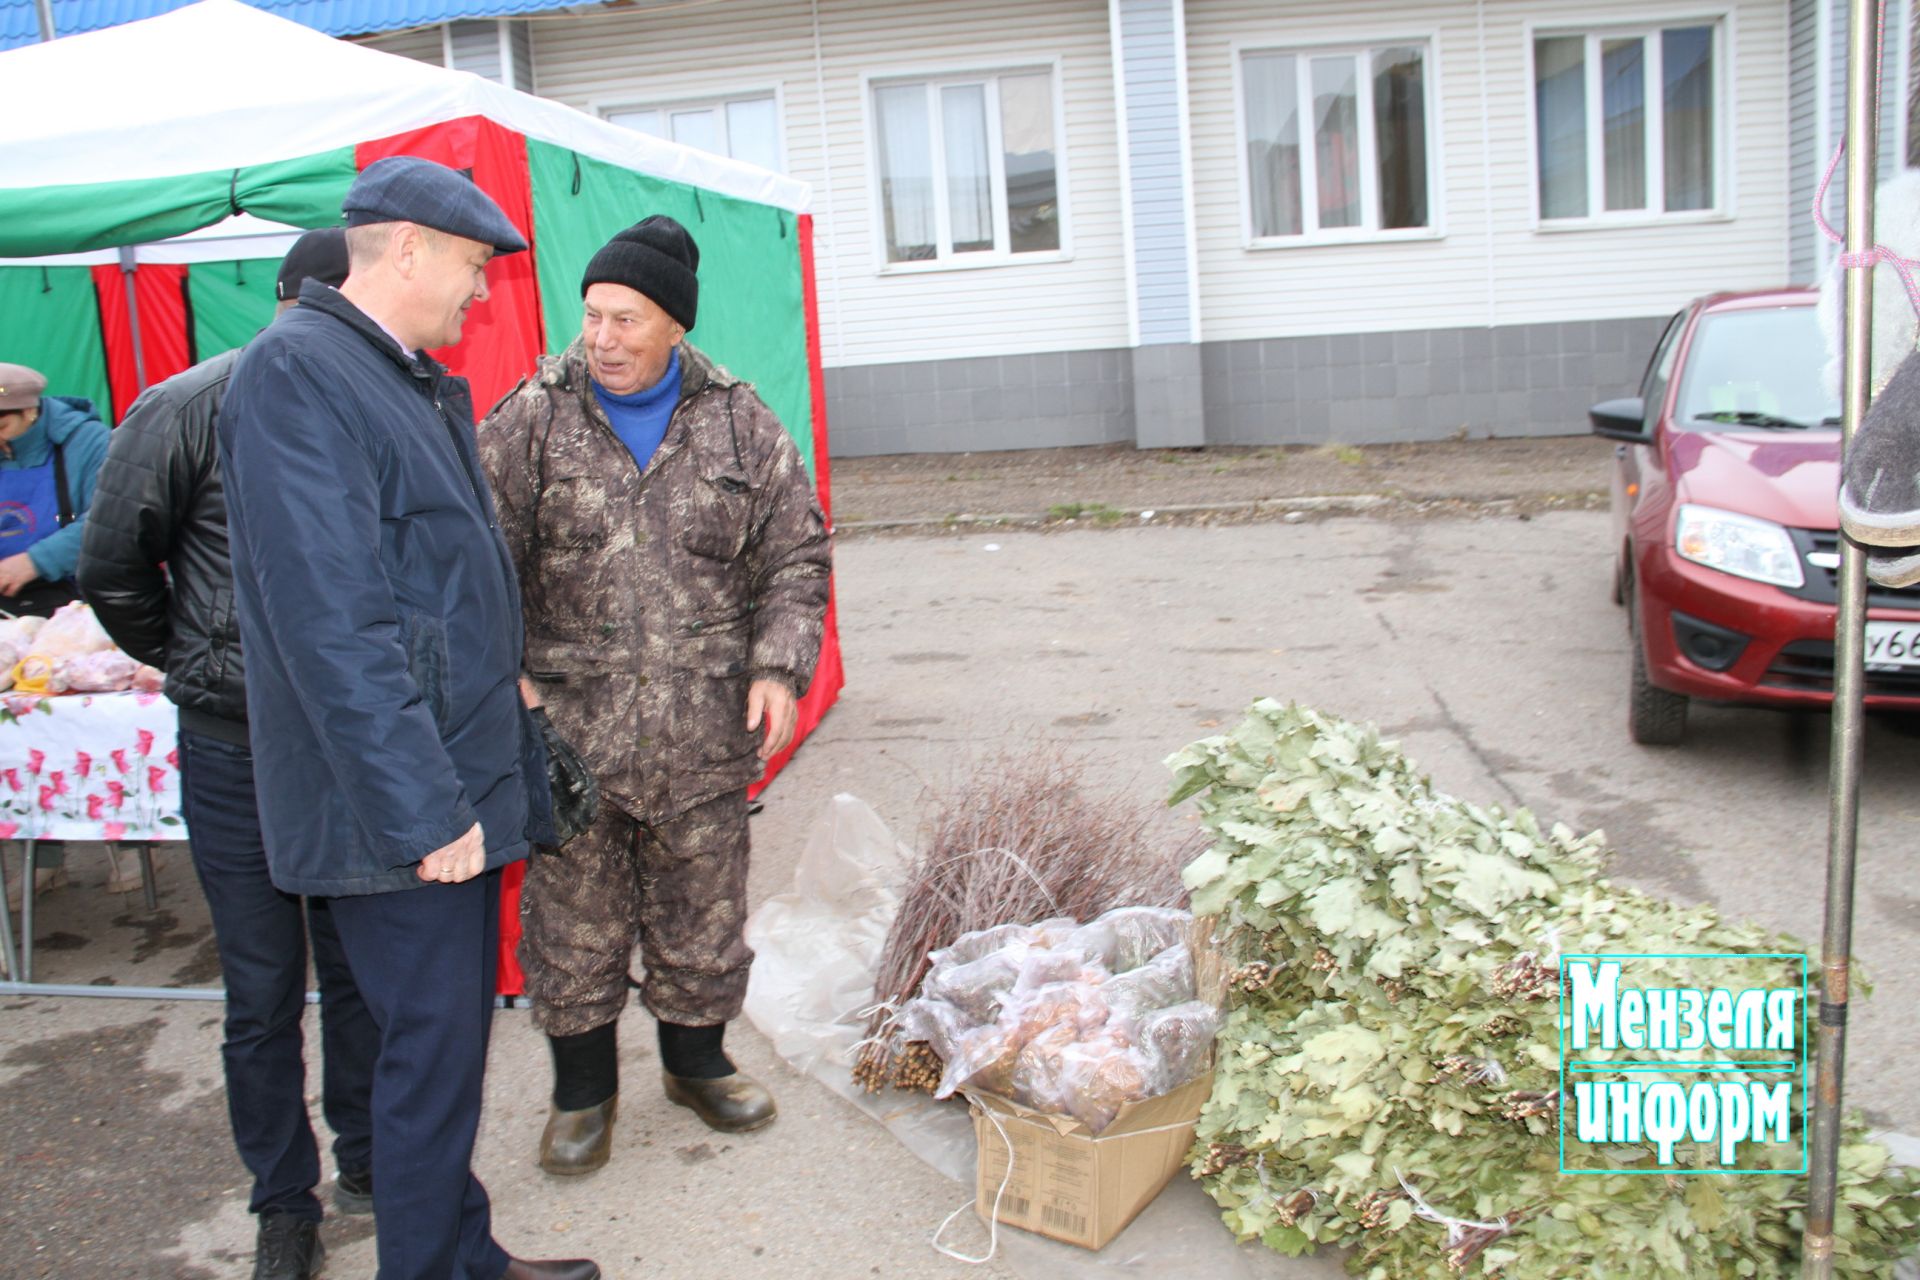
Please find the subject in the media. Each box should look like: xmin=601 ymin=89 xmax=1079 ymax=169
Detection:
xmin=186 ymin=259 xmax=282 ymax=361
xmin=525 ymin=141 xmax=814 ymax=478
xmin=0 ymin=149 xmax=359 ymax=259
xmin=0 ymin=264 xmax=112 ymax=417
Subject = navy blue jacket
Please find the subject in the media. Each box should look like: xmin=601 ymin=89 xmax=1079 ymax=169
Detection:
xmin=218 ymin=282 xmax=551 ymax=897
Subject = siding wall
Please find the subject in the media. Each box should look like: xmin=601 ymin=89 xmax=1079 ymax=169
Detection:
xmin=355 ymin=24 xmax=444 ymax=66
xmin=530 ymin=0 xmax=1131 ymax=369
xmin=1788 ymin=0 xmax=1819 ymax=282
xmin=1117 ymin=0 xmax=1195 ymax=344
xmin=448 ymin=19 xmax=503 ymax=82
xmin=1184 ymin=0 xmax=1795 ymax=342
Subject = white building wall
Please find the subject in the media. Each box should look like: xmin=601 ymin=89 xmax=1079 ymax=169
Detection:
xmin=530 ymin=0 xmax=1131 ymax=367
xmin=355 ymin=24 xmax=445 ymax=66
xmin=1185 ymin=0 xmax=1794 ymax=341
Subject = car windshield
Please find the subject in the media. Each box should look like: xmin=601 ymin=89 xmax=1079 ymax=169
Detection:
xmin=1672 ymin=305 xmax=1840 ymax=431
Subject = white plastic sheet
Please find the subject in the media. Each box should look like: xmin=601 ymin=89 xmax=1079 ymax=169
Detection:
xmin=742 ymin=794 xmax=1351 ymax=1279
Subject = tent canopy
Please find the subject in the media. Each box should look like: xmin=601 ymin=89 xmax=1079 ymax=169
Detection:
xmin=0 ymin=0 xmax=807 ymax=259
xmin=0 ymin=0 xmax=844 ymax=995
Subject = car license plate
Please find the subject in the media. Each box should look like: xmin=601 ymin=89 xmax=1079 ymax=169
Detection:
xmin=1865 ymin=621 xmax=1920 ymax=669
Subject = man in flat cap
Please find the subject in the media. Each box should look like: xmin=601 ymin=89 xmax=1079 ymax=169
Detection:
xmin=480 ymin=215 xmax=829 ymax=1174
xmin=79 ymin=229 xmax=383 ymax=1280
xmin=0 ymin=361 xmax=110 ymax=616
xmin=218 ymin=157 xmax=598 ymax=1280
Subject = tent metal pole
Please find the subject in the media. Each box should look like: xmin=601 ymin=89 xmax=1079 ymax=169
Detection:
xmin=1802 ymin=1 xmax=1877 ymax=1275
xmin=34 ymin=0 xmax=53 ymax=41
xmin=118 ymin=245 xmax=148 ymax=394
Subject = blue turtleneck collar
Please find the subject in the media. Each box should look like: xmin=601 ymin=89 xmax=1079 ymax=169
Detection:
xmin=592 ymin=347 xmax=682 ymax=472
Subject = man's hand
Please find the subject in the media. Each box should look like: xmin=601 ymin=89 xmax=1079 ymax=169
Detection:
xmin=0 ymin=553 xmax=41 ymax=597
xmin=518 ymin=676 xmax=543 ymax=710
xmin=416 ymin=821 xmax=485 ymax=884
xmin=746 ymin=678 xmax=797 ymax=761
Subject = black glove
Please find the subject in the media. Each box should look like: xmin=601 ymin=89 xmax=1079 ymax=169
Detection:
xmin=531 ymin=705 xmax=600 ymax=849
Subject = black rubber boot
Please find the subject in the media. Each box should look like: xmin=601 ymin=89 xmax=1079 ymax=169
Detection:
xmin=539 ymin=1023 xmax=619 ymax=1176
xmin=659 ymin=1021 xmax=777 ymax=1133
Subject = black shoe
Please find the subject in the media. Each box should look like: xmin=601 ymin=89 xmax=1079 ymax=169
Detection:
xmin=333 ymin=1165 xmax=373 ymax=1216
xmin=1841 ymin=349 xmax=1920 ymax=547
xmin=253 ymin=1213 xmax=324 ymax=1280
xmin=501 ymin=1259 xmax=600 ymax=1280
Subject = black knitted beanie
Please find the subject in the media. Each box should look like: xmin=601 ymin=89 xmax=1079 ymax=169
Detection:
xmin=580 ymin=215 xmax=700 ymax=330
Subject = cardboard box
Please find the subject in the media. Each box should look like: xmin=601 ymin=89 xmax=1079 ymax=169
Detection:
xmin=968 ymin=1073 xmax=1212 ymax=1250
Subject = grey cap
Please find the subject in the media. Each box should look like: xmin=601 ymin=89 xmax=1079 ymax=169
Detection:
xmin=0 ymin=363 xmax=47 ymax=412
xmin=342 ymin=156 xmax=528 ymax=254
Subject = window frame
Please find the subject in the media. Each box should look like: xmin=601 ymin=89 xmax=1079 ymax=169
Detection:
xmin=1230 ymin=33 xmax=1447 ymax=250
xmin=860 ymin=57 xmax=1074 ymax=275
xmin=1526 ymin=13 xmax=1732 ymax=232
xmin=596 ymin=84 xmax=789 ymax=174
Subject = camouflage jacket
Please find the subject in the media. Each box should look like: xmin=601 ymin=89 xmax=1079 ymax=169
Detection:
xmin=479 ymin=339 xmax=830 ymax=822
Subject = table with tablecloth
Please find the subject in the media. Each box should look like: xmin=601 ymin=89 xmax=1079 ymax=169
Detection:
xmin=0 ymin=689 xmax=535 ymax=997
xmin=0 ymin=689 xmax=183 ymax=983
xmin=0 ymin=689 xmax=184 ymax=842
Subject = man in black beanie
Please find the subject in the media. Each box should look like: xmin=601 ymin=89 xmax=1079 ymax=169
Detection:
xmin=479 ymin=214 xmax=830 ymax=1174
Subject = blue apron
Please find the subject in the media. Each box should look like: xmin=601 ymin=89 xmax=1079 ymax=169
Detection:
xmin=0 ymin=445 xmax=78 ymax=617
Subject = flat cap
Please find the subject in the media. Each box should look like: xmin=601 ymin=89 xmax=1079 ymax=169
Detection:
xmin=0 ymin=363 xmax=47 ymax=412
xmin=342 ymin=156 xmax=528 ymax=254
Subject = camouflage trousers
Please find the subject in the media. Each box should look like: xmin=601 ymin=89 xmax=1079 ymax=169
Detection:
xmin=519 ymin=789 xmax=753 ymax=1036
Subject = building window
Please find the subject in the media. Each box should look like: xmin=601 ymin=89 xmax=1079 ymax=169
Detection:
xmin=1241 ymin=43 xmax=1432 ymax=242
xmin=869 ymin=68 xmax=1063 ymax=264
xmin=604 ymin=94 xmax=782 ymax=173
xmin=1533 ymin=23 xmax=1719 ymax=222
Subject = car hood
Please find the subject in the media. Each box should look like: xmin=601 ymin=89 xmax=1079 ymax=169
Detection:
xmin=1667 ymin=429 xmax=1840 ymax=530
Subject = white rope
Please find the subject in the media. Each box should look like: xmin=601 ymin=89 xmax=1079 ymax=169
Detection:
xmin=931 ymin=1092 xmax=1015 ymax=1265
xmin=1393 ymin=1167 xmax=1509 ymax=1248
xmin=844 ymin=997 xmax=903 ymax=1058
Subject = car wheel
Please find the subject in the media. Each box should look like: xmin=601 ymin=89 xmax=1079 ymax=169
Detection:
xmin=1625 ymin=570 xmax=1688 ymax=746
xmin=1610 ymin=551 xmax=1625 ymax=605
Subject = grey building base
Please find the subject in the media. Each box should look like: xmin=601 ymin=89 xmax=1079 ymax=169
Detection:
xmin=823 ymin=316 xmax=1670 ymax=456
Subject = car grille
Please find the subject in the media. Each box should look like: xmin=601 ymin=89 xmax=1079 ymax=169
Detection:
xmin=1763 ymin=639 xmax=1920 ymax=694
xmin=1785 ymin=529 xmax=1920 ymax=610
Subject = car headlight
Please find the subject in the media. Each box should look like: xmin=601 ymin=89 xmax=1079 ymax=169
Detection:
xmin=1674 ymin=504 xmax=1804 ymax=588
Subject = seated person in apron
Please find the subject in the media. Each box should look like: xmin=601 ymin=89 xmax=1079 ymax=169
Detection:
xmin=0 ymin=363 xmax=111 ymax=618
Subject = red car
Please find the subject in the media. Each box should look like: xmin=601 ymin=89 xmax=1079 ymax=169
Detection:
xmin=1593 ymin=287 xmax=1920 ymax=744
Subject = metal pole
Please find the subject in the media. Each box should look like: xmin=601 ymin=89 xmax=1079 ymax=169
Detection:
xmin=118 ymin=245 xmax=148 ymax=394
xmin=33 ymin=0 xmax=53 ymax=42
xmin=1802 ymin=1 xmax=1877 ymax=1275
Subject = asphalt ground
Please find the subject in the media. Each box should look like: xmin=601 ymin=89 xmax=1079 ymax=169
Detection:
xmin=4 ymin=494 xmax=1918 ymax=1277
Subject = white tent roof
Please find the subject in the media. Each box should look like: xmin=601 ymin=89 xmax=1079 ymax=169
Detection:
xmin=0 ymin=0 xmax=809 ymax=216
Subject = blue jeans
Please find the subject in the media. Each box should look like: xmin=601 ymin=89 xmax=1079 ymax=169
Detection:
xmin=178 ymin=728 xmax=376 ymax=1222
xmin=328 ymin=867 xmax=511 ymax=1280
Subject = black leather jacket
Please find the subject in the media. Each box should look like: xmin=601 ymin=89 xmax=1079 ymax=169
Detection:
xmin=77 ymin=346 xmax=248 ymax=744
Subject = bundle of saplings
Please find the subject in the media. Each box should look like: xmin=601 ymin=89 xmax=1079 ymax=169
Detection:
xmin=1168 ymin=699 xmax=1919 ymax=1278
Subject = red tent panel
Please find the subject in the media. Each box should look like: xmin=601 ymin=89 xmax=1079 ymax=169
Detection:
xmin=356 ymin=117 xmax=545 ymax=416
xmin=91 ymin=262 xmax=191 ymax=422
xmin=751 ymin=212 xmax=844 ymax=791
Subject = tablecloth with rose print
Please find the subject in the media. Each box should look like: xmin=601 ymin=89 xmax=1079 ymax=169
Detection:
xmin=0 ymin=691 xmax=182 ymax=841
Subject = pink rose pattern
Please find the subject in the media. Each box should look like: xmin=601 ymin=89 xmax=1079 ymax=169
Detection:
xmin=0 ymin=695 xmax=181 ymax=841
